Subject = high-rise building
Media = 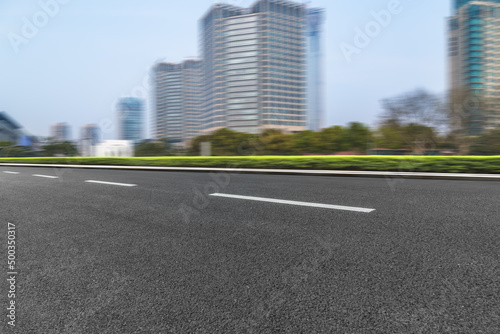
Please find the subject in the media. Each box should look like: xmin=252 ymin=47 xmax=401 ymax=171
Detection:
xmin=448 ymin=0 xmax=500 ymax=135
xmin=0 ymin=112 xmax=22 ymax=143
xmin=153 ymin=60 xmax=203 ymax=143
xmin=80 ymin=124 xmax=99 ymax=145
xmin=307 ymin=8 xmax=325 ymax=131
xmin=117 ymin=97 xmax=144 ymax=143
xmin=79 ymin=124 xmax=100 ymax=156
xmin=50 ymin=123 xmax=71 ymax=142
xmin=200 ymin=0 xmax=310 ymax=135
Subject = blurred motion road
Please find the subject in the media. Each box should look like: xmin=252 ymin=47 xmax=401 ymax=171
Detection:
xmin=1 ymin=167 xmax=499 ymax=333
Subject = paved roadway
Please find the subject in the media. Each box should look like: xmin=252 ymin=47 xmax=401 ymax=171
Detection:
xmin=1 ymin=167 xmax=499 ymax=333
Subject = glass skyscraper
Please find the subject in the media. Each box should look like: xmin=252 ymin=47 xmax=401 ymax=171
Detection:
xmin=307 ymin=8 xmax=325 ymax=132
xmin=79 ymin=124 xmax=99 ymax=157
xmin=50 ymin=122 xmax=71 ymax=142
xmin=80 ymin=124 xmax=99 ymax=145
xmin=153 ymin=60 xmax=202 ymax=143
xmin=448 ymin=0 xmax=500 ymax=135
xmin=0 ymin=112 xmax=22 ymax=143
xmin=200 ymin=0 xmax=310 ymax=135
xmin=117 ymin=97 xmax=144 ymax=143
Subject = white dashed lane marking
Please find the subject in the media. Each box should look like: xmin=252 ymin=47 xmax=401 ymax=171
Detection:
xmin=85 ymin=180 xmax=137 ymax=187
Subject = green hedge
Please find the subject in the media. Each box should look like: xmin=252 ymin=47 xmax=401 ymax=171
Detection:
xmin=0 ymin=156 xmax=499 ymax=173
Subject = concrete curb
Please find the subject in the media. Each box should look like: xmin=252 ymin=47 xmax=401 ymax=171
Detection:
xmin=1 ymin=163 xmax=499 ymax=180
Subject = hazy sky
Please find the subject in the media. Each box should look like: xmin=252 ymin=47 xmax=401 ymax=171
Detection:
xmin=0 ymin=0 xmax=450 ymax=140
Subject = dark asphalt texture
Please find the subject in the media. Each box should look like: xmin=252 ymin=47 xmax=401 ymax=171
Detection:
xmin=1 ymin=167 xmax=499 ymax=333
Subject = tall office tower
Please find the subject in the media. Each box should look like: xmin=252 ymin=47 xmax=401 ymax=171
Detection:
xmin=79 ymin=124 xmax=99 ymax=156
xmin=50 ymin=122 xmax=71 ymax=142
xmin=201 ymin=0 xmax=311 ymax=135
xmin=448 ymin=0 xmax=500 ymax=135
xmin=80 ymin=124 xmax=99 ymax=145
xmin=117 ymin=97 xmax=144 ymax=143
xmin=307 ymin=8 xmax=325 ymax=131
xmin=153 ymin=60 xmax=203 ymax=144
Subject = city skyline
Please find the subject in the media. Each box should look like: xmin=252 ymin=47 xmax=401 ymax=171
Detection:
xmin=1 ymin=0 xmax=448 ymax=139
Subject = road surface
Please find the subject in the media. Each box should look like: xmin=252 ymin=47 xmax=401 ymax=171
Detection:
xmin=1 ymin=167 xmax=499 ymax=333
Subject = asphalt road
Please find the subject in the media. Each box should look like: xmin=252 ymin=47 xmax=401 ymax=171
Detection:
xmin=1 ymin=167 xmax=499 ymax=333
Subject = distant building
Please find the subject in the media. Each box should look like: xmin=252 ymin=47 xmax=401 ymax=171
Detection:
xmin=117 ymin=97 xmax=144 ymax=143
xmin=19 ymin=135 xmax=39 ymax=147
xmin=93 ymin=140 xmax=134 ymax=157
xmin=50 ymin=123 xmax=71 ymax=142
xmin=0 ymin=112 xmax=22 ymax=143
xmin=153 ymin=60 xmax=203 ymax=144
xmin=80 ymin=124 xmax=100 ymax=145
xmin=80 ymin=124 xmax=100 ymax=157
xmin=200 ymin=0 xmax=310 ymax=135
xmin=448 ymin=0 xmax=500 ymax=135
xmin=307 ymin=8 xmax=325 ymax=131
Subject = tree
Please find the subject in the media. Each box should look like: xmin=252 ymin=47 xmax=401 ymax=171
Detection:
xmin=0 ymin=141 xmax=12 ymax=147
xmin=403 ymin=123 xmax=438 ymax=154
xmin=375 ymin=120 xmax=406 ymax=149
xmin=258 ymin=129 xmax=293 ymax=155
xmin=381 ymin=88 xmax=446 ymax=129
xmin=345 ymin=122 xmax=373 ymax=153
xmin=134 ymin=140 xmax=169 ymax=157
xmin=290 ymin=130 xmax=323 ymax=154
xmin=189 ymin=135 xmax=212 ymax=156
xmin=41 ymin=141 xmax=77 ymax=157
xmin=318 ymin=126 xmax=350 ymax=153
xmin=379 ymin=89 xmax=446 ymax=153
xmin=375 ymin=120 xmax=438 ymax=153
xmin=469 ymin=130 xmax=500 ymax=155
xmin=189 ymin=128 xmax=255 ymax=156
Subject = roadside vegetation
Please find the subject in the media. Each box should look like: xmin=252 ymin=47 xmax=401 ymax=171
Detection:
xmin=2 ymin=88 xmax=499 ymax=160
xmin=0 ymin=156 xmax=499 ymax=174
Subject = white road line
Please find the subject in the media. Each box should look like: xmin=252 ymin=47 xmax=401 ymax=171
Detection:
xmin=3 ymin=171 xmax=19 ymax=174
xmin=85 ymin=180 xmax=137 ymax=187
xmin=210 ymin=193 xmax=376 ymax=213
xmin=33 ymin=174 xmax=59 ymax=179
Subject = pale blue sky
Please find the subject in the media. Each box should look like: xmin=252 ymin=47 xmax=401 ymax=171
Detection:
xmin=0 ymin=0 xmax=451 ymax=139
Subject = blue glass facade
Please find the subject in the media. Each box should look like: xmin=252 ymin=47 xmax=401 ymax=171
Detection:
xmin=117 ymin=97 xmax=144 ymax=142
xmin=307 ymin=8 xmax=325 ymax=131
xmin=449 ymin=0 xmax=500 ymax=135
xmin=0 ymin=112 xmax=22 ymax=143
xmin=454 ymin=0 xmax=500 ymax=11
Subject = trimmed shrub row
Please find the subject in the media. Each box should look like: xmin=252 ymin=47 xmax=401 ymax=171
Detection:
xmin=0 ymin=156 xmax=499 ymax=174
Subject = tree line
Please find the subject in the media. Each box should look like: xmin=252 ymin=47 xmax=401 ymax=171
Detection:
xmin=185 ymin=88 xmax=500 ymax=156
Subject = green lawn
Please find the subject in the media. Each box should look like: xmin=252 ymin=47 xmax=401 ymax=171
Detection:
xmin=0 ymin=156 xmax=499 ymax=174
